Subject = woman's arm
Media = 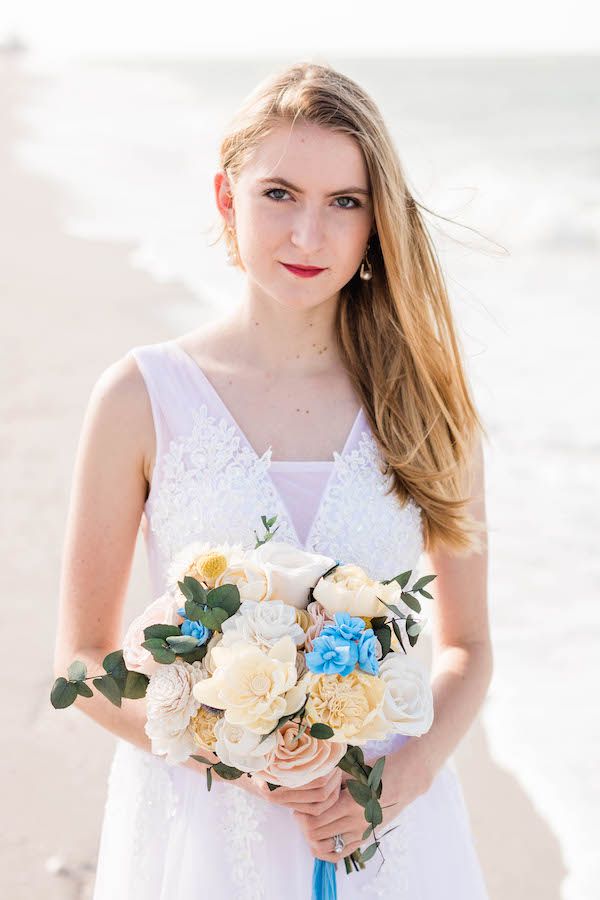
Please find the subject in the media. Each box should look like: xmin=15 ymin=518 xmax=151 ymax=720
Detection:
xmin=385 ymin=433 xmax=493 ymax=801
xmin=52 ymin=354 xmax=233 ymax=787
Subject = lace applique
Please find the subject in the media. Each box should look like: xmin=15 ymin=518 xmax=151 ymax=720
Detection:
xmin=220 ymin=783 xmax=268 ymax=900
xmin=308 ymin=430 xmax=424 ymax=581
xmin=149 ymin=405 xmax=298 ymax=562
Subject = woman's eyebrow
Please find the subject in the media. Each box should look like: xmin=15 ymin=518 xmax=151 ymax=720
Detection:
xmin=258 ymin=176 xmax=371 ymax=197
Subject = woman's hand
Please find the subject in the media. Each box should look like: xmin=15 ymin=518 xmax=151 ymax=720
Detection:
xmin=247 ymin=766 xmax=343 ymax=816
xmin=292 ymin=748 xmax=431 ymax=862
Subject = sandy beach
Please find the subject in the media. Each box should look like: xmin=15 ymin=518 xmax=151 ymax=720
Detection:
xmin=2 ymin=53 xmax=589 ymax=898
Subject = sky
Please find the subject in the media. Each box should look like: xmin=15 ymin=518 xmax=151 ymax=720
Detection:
xmin=1 ymin=0 xmax=598 ymax=59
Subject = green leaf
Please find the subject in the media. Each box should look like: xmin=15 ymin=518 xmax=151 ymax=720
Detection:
xmin=266 ymin=781 xmax=281 ymax=791
xmin=141 ymin=640 xmax=176 ymax=664
xmin=388 ymin=570 xmax=412 ymax=589
xmin=391 ymin=618 xmax=407 ymax=653
xmin=360 ymin=841 xmax=379 ymax=862
xmin=102 ymin=649 xmax=125 ymax=676
xmin=185 ymin=598 xmax=207 ymax=622
xmin=367 ymin=756 xmax=385 ymax=792
xmin=143 ymin=624 xmax=180 ymax=640
xmin=374 ymin=624 xmax=391 ymax=657
xmin=51 ymin=677 xmax=78 ymax=709
xmin=376 ymin=597 xmax=404 ymax=618
xmin=92 ymin=674 xmax=122 ymax=707
xmin=196 ymin=607 xmax=230 ymax=632
xmin=67 ymin=660 xmax=87 ymax=682
xmin=411 ymin=574 xmax=437 ymax=592
xmin=309 ymin=722 xmax=334 ymax=740
xmin=407 ymin=621 xmax=424 ymax=637
xmin=181 ymin=576 xmax=208 ymax=605
xmin=142 ymin=637 xmax=168 ymax=650
xmin=206 ymin=767 xmax=213 ymax=791
xmin=364 ymin=797 xmax=383 ymax=826
xmin=191 ymin=754 xmax=214 ymax=766
xmin=122 ymin=671 xmax=149 ymax=699
xmin=213 ymin=762 xmax=244 ymax=780
xmin=165 ymin=635 xmax=199 ymax=653
xmin=206 ymin=583 xmax=240 ymax=615
xmin=419 ymin=589 xmax=433 ymax=599
xmin=75 ymin=681 xmax=94 ymax=698
xmin=370 ymin=616 xmax=388 ymax=630
xmin=362 ymin=823 xmax=374 ymax=840
xmin=401 ymin=591 xmax=422 ymax=613
xmin=178 ymin=644 xmax=208 ymax=664
xmin=346 ymin=779 xmax=373 ymax=806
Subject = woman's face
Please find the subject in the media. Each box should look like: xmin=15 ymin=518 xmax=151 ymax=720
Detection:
xmin=217 ymin=121 xmax=375 ymax=310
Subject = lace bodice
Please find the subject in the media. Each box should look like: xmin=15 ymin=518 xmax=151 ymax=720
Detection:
xmin=130 ymin=340 xmax=425 ymax=597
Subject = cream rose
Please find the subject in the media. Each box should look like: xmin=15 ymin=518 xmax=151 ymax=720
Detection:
xmin=312 ymin=564 xmax=390 ymax=618
xmin=189 ymin=705 xmax=221 ymax=752
xmin=248 ymin=541 xmax=336 ymax=609
xmin=122 ymin=590 xmax=182 ymax=677
xmin=213 ymin=719 xmax=278 ymax=773
xmin=297 ymin=669 xmax=387 ymax=743
xmin=144 ymin=660 xmax=207 ymax=764
xmin=192 ymin=636 xmax=306 ymax=734
xmin=255 ymin=719 xmax=347 ymax=787
xmin=220 ymin=599 xmax=306 ymax=651
xmin=368 ymin=653 xmax=434 ymax=737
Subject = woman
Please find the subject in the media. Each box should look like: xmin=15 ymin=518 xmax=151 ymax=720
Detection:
xmin=54 ymin=61 xmax=492 ymax=898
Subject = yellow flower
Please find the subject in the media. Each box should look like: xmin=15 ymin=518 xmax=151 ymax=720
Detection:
xmin=187 ymin=552 xmax=228 ymax=584
xmin=189 ymin=706 xmax=220 ymax=752
xmin=360 ymin=616 xmax=373 ymax=630
xmin=297 ymin=669 xmax=388 ymax=743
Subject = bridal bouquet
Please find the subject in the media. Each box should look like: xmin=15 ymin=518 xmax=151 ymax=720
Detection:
xmin=51 ymin=514 xmax=435 ymax=896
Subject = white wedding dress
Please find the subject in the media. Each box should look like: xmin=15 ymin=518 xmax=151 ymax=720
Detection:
xmin=91 ymin=339 xmax=490 ymax=899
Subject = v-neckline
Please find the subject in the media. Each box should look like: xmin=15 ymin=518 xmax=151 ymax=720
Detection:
xmin=167 ymin=339 xmax=365 ymax=550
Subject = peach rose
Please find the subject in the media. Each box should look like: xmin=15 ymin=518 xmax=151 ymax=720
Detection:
xmin=303 ymin=600 xmax=335 ymax=652
xmin=122 ymin=590 xmax=182 ymax=677
xmin=255 ymin=719 xmax=347 ymax=788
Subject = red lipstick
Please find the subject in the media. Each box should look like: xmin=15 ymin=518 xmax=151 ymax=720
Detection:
xmin=281 ymin=262 xmax=326 ymax=278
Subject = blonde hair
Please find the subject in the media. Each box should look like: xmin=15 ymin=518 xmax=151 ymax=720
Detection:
xmin=214 ymin=60 xmax=488 ymax=557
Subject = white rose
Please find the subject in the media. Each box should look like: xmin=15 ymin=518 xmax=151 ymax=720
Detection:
xmin=213 ymin=718 xmax=278 ymax=773
xmin=144 ymin=660 xmax=207 ymax=764
xmin=122 ymin=590 xmax=182 ymax=677
xmin=373 ymin=653 xmax=434 ymax=737
xmin=215 ymin=559 xmax=272 ymax=603
xmin=220 ymin=599 xmax=306 ymax=651
xmin=313 ymin=563 xmax=389 ymax=618
xmin=193 ymin=636 xmax=306 ymax=734
xmin=248 ymin=541 xmax=336 ymax=609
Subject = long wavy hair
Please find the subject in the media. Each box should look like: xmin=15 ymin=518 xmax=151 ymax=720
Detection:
xmin=213 ymin=60 xmax=489 ymax=558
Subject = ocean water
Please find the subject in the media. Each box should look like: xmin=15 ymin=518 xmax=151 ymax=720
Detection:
xmin=11 ymin=54 xmax=600 ymax=899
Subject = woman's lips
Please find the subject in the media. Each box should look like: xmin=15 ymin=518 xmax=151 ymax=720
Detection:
xmin=280 ymin=262 xmax=326 ymax=278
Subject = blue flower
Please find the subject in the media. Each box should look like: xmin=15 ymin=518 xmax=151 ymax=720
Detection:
xmin=321 ymin=611 xmax=366 ymax=643
xmin=177 ymin=607 xmax=211 ymax=645
xmin=306 ymin=633 xmax=359 ymax=676
xmin=357 ymin=629 xmax=379 ymax=676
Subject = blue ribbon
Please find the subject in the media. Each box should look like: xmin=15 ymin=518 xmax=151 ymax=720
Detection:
xmin=311 ymin=858 xmax=337 ymax=900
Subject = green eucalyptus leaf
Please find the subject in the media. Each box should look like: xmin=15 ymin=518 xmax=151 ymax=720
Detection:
xmin=102 ymin=649 xmax=125 ymax=676
xmin=401 ymin=591 xmax=422 ymax=613
xmin=51 ymin=677 xmax=78 ymax=709
xmin=166 ymin=635 xmax=199 ymax=652
xmin=391 ymin=618 xmax=407 ymax=653
xmin=191 ymin=754 xmax=215 ymax=766
xmin=309 ymin=723 xmax=334 ymax=740
xmin=122 ymin=671 xmax=149 ymax=699
xmin=362 ymin=823 xmax=374 ymax=840
xmin=411 ymin=574 xmax=437 ymax=592
xmin=206 ymin=767 xmax=213 ymax=791
xmin=92 ymin=674 xmax=122 ymax=707
xmin=374 ymin=625 xmax=391 ymax=657
xmin=213 ymin=762 xmax=244 ymax=780
xmin=75 ymin=681 xmax=94 ymax=698
xmin=419 ymin=589 xmax=433 ymax=599
xmin=407 ymin=621 xmax=424 ymax=637
xmin=360 ymin=841 xmax=379 ymax=862
xmin=196 ymin=607 xmax=230 ymax=632
xmin=178 ymin=644 xmax=208 ymax=664
xmin=67 ymin=660 xmax=87 ymax=682
xmin=346 ymin=779 xmax=373 ymax=806
xmin=367 ymin=756 xmax=385 ymax=792
xmin=144 ymin=624 xmax=180 ymax=640
xmin=206 ymin=583 xmax=240 ymax=615
xmin=185 ymin=598 xmax=207 ymax=622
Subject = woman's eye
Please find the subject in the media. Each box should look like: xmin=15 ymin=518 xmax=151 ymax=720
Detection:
xmin=263 ymin=189 xmax=361 ymax=209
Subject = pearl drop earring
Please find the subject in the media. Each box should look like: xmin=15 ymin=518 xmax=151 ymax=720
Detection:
xmin=359 ymin=241 xmax=373 ymax=281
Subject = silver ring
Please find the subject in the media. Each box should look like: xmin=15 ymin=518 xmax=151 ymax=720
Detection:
xmin=332 ymin=833 xmax=345 ymax=854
